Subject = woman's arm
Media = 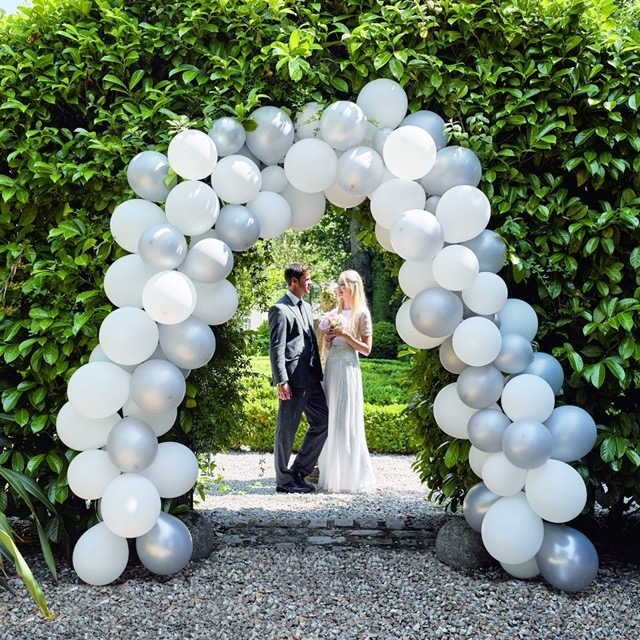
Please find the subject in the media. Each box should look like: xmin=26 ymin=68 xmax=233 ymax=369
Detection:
xmin=331 ymin=326 xmax=372 ymax=356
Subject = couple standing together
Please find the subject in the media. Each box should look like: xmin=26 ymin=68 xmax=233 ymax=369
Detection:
xmin=268 ymin=262 xmax=376 ymax=494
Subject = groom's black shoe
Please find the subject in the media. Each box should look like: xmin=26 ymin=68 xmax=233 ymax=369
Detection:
xmin=276 ymin=481 xmax=313 ymax=494
xmin=292 ymin=470 xmax=316 ymax=491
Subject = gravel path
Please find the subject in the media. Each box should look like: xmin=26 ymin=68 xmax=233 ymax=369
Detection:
xmin=2 ymin=453 xmax=639 ymax=639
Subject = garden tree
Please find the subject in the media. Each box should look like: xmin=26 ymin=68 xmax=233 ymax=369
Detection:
xmin=0 ymin=0 xmax=639 ymax=573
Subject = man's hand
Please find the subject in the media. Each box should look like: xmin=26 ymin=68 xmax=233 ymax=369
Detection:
xmin=277 ymin=381 xmax=292 ymax=400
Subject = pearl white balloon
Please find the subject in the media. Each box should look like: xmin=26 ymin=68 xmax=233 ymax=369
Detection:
xmin=432 ymin=245 xmax=480 ymax=291
xmin=525 ymin=460 xmax=588 ymax=523
xmin=452 ymin=317 xmax=502 ymax=366
xmin=280 ymin=183 xmax=326 ymax=230
xmin=325 ymin=181 xmax=367 ymax=209
xmin=122 ymin=398 xmax=177 ymax=437
xmin=127 ymin=150 xmax=174 ymax=203
xmin=101 ymin=473 xmax=161 ymax=538
xmin=370 ymin=179 xmax=427 ymax=229
xmin=433 ymin=383 xmax=477 ymax=439
xmin=207 ymin=117 xmax=246 ymax=156
xmin=165 ymin=180 xmax=220 ymax=236
xmin=191 ymin=279 xmax=239 ymax=325
xmin=284 ymin=138 xmax=337 ymax=193
xmin=501 ymin=374 xmax=555 ymax=422
xmin=260 ymin=165 xmax=289 ymax=193
xmin=498 ymin=298 xmax=539 ymax=341
xmin=419 ymin=145 xmax=482 ymax=197
xmin=372 ymin=127 xmax=392 ymax=156
xmin=383 ymin=126 xmax=437 ymax=180
xmin=398 ymin=259 xmax=437 ymax=298
xmin=158 ymin=316 xmax=216 ymax=370
xmin=167 ymin=129 xmax=218 ymax=180
xmin=501 ymin=557 xmax=540 ymax=580
xmin=210 ymin=154 xmax=262 ymax=205
xmin=89 ymin=344 xmax=137 ymax=373
xmin=142 ymin=270 xmax=197 ymax=325
xmin=399 ymin=110 xmax=448 ymax=149
xmin=139 ymin=442 xmax=199 ymax=498
xmin=462 ymin=272 xmax=508 ymax=316
xmin=72 ymin=523 xmax=129 ymax=586
xmin=215 ymin=204 xmax=261 ymax=251
xmin=56 ymin=402 xmax=120 ymax=451
xmin=435 ymin=185 xmax=491 ymax=243
xmin=356 ymin=78 xmax=408 ymax=129
xmin=99 ymin=307 xmax=159 ymax=366
xmin=425 ymin=195 xmax=440 ymax=213
xmin=247 ymin=191 xmax=292 ymax=239
xmin=104 ymin=254 xmax=161 ymax=309
xmin=294 ymin=102 xmax=324 ymax=139
xmin=335 ymin=146 xmax=384 ymax=196
xmin=468 ymin=445 xmax=492 ymax=478
xmin=179 ymin=237 xmax=234 ymax=283
xmin=319 ymin=100 xmax=368 ymax=151
xmin=245 ymin=106 xmax=294 ymax=165
xmin=110 ymin=199 xmax=167 ymax=253
xmin=67 ymin=449 xmax=121 ymax=500
xmin=130 ymin=359 xmax=186 ymax=414
xmin=395 ymin=300 xmax=446 ymax=349
xmin=138 ymin=223 xmax=187 ymax=270
xmin=67 ymin=362 xmax=131 ymax=419
xmin=481 ymin=452 xmax=527 ymax=496
xmin=389 ymin=209 xmax=444 ymax=261
xmin=374 ymin=223 xmax=396 ymax=253
xmin=410 ymin=287 xmax=463 ymax=338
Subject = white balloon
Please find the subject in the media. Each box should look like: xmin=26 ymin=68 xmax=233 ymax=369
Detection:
xmin=498 ymin=298 xmax=539 ymax=341
xmin=72 ymin=523 xmax=129 ymax=586
xmin=56 ymin=402 xmax=119 ymax=451
xmin=167 ymin=129 xmax=218 ymax=180
xmin=399 ymin=110 xmax=448 ymax=149
xmin=67 ymin=449 xmax=121 ymax=500
xmin=101 ymin=473 xmax=161 ymax=538
xmin=210 ymin=154 xmax=262 ymax=204
xmin=356 ymin=78 xmax=408 ymax=129
xmin=164 ymin=180 xmax=220 ymax=236
xmin=481 ymin=493 xmax=544 ymax=565
xmin=425 ymin=195 xmax=440 ymax=213
xmin=500 ymin=374 xmax=555 ymax=422
xmin=462 ymin=272 xmax=508 ymax=316
xmin=374 ymin=223 xmax=396 ymax=253
xmin=335 ymin=146 xmax=384 ymax=196
xmin=501 ymin=557 xmax=540 ymax=579
xmin=452 ymin=317 xmax=502 ymax=366
xmin=142 ymin=270 xmax=197 ymax=325
xmin=432 ymin=245 xmax=480 ymax=291
xmin=99 ymin=307 xmax=159 ymax=366
xmin=481 ymin=452 xmax=527 ymax=496
xmin=319 ymin=100 xmax=368 ymax=150
xmin=67 ymin=362 xmax=131 ymax=419
xmin=294 ymin=102 xmax=324 ymax=139
xmin=395 ymin=300 xmax=446 ymax=349
xmin=245 ymin=106 xmax=294 ymax=165
xmin=138 ymin=223 xmax=188 ymax=270
xmin=435 ymin=185 xmax=491 ymax=243
xmin=468 ymin=445 xmax=493 ymax=478
xmin=280 ymin=183 xmax=326 ymax=230
xmin=179 ymin=237 xmax=234 ymax=283
xmin=191 ymin=279 xmax=239 ymax=325
xmin=369 ymin=179 xmax=427 ymax=229
xmin=139 ymin=442 xmax=199 ymax=498
xmin=284 ymin=138 xmax=337 ymax=193
xmin=122 ymin=398 xmax=177 ymax=438
xmin=398 ymin=259 xmax=437 ymax=298
xmin=110 ymin=199 xmax=166 ymax=253
xmin=432 ymin=383 xmax=476 ymax=439
xmin=325 ymin=181 xmax=367 ymax=209
xmin=383 ymin=126 xmax=437 ymax=180
xmin=389 ymin=209 xmax=444 ymax=261
xmin=260 ymin=165 xmax=289 ymax=193
xmin=104 ymin=254 xmax=161 ymax=309
xmin=126 ymin=150 xmax=174 ymax=203
xmin=88 ymin=344 xmax=137 ymax=373
xmin=525 ymin=460 xmax=588 ymax=523
xmin=246 ymin=191 xmax=292 ymax=239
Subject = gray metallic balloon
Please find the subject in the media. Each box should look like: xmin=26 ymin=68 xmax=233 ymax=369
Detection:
xmin=135 ymin=512 xmax=193 ymax=576
xmin=399 ymin=110 xmax=448 ymax=149
xmin=536 ymin=523 xmax=599 ymax=592
xmin=461 ymin=230 xmax=507 ymax=273
xmin=523 ymin=352 xmax=564 ymax=395
xmin=138 ymin=223 xmax=188 ymax=270
xmin=467 ymin=408 xmax=511 ymax=452
xmin=418 ymin=146 xmax=482 ymax=197
xmin=439 ymin=336 xmax=468 ymax=374
xmin=106 ymin=416 xmax=158 ymax=472
xmin=463 ymin=482 xmax=501 ymax=532
xmin=492 ymin=333 xmax=533 ymax=374
xmin=127 ymin=150 xmax=175 ymax=203
xmin=502 ymin=418 xmax=553 ymax=469
xmin=409 ymin=287 xmax=463 ymax=338
xmin=130 ymin=359 xmax=186 ymax=414
xmin=208 ymin=117 xmax=246 ymax=156
xmin=456 ymin=364 xmax=504 ymax=409
xmin=158 ymin=316 xmax=216 ymax=370
xmin=545 ymin=405 xmax=597 ymax=462
xmin=215 ymin=204 xmax=261 ymax=252
xmin=179 ymin=237 xmax=234 ymax=284
xmin=245 ymin=106 xmax=294 ymax=165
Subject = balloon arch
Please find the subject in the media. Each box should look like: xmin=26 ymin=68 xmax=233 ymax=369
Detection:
xmin=56 ymin=79 xmax=599 ymax=591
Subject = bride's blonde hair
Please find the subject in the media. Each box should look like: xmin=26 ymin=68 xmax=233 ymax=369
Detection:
xmin=337 ymin=270 xmax=368 ymax=337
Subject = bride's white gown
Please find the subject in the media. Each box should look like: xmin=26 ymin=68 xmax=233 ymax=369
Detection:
xmin=318 ymin=309 xmax=376 ymax=493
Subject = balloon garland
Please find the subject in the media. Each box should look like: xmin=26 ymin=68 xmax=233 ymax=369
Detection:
xmin=56 ymin=78 xmax=599 ymax=591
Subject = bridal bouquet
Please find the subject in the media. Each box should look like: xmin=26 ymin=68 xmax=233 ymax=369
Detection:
xmin=319 ymin=310 xmax=345 ymax=331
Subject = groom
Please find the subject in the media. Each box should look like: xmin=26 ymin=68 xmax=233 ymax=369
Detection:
xmin=268 ymin=262 xmax=328 ymax=494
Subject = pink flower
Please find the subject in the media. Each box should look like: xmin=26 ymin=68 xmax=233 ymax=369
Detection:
xmin=319 ymin=310 xmax=345 ymax=331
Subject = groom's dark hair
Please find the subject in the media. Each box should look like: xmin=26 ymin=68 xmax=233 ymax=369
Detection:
xmin=284 ymin=262 xmax=310 ymax=285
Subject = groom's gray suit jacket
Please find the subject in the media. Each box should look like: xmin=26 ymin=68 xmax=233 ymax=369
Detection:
xmin=268 ymin=294 xmax=323 ymax=388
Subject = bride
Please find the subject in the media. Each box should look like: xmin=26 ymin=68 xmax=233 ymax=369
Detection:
xmin=317 ymin=269 xmax=376 ymax=493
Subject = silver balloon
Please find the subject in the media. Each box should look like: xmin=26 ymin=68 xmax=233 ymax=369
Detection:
xmin=245 ymin=106 xmax=294 ymax=165
xmin=138 ymin=223 xmax=188 ymax=270
xmin=439 ymin=336 xmax=468 ymax=374
xmin=106 ymin=416 xmax=158 ymax=472
xmin=399 ymin=110 xmax=448 ymax=149
xmin=135 ymin=512 xmax=193 ymax=576
xmin=502 ymin=418 xmax=553 ymax=469
xmin=130 ymin=359 xmax=186 ymax=414
xmin=126 ymin=150 xmax=175 ymax=203
xmin=179 ymin=237 xmax=234 ymax=284
xmin=462 ymin=230 xmax=507 ymax=273
xmin=208 ymin=117 xmax=246 ymax=156
xmin=467 ymin=408 xmax=510 ymax=453
xmin=536 ymin=523 xmax=599 ymax=592
xmin=419 ymin=146 xmax=482 ymax=197
xmin=158 ymin=317 xmax=216 ymax=370
xmin=523 ymin=352 xmax=564 ymax=395
xmin=463 ymin=482 xmax=501 ymax=532
xmin=409 ymin=287 xmax=463 ymax=338
xmin=456 ymin=365 xmax=504 ymax=409
xmin=215 ymin=204 xmax=260 ymax=251
xmin=545 ymin=405 xmax=597 ymax=462
xmin=492 ymin=333 xmax=533 ymax=374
